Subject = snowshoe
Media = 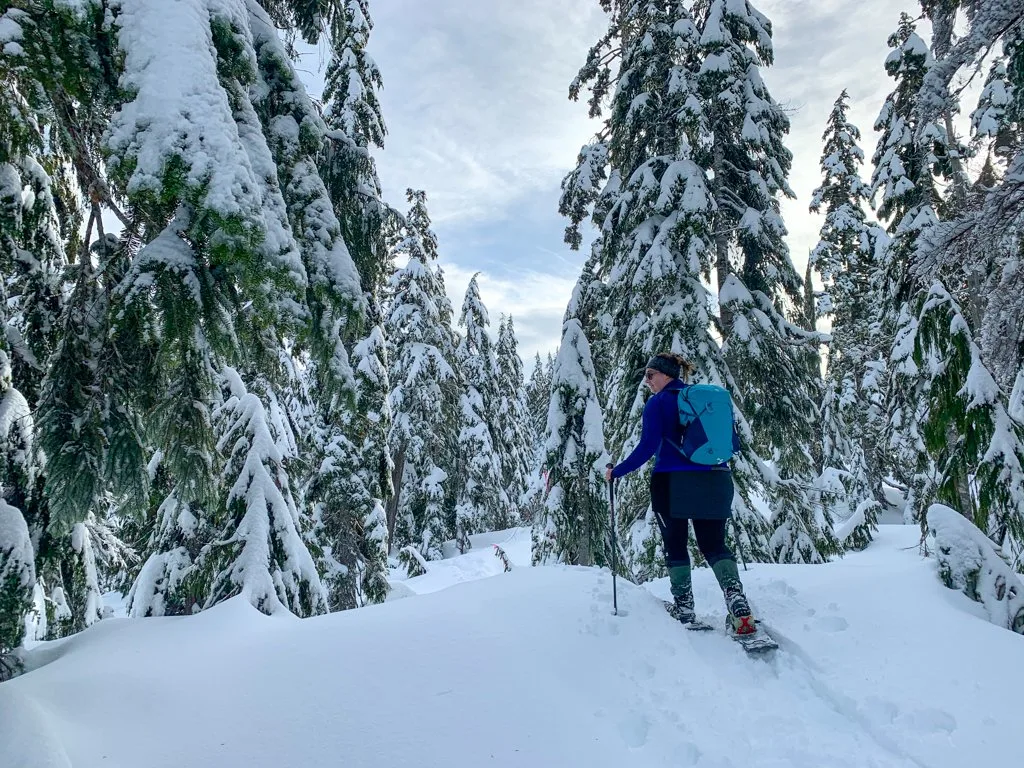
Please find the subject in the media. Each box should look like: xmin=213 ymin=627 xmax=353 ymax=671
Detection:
xmin=721 ymin=585 xmax=778 ymax=652
xmin=663 ymin=600 xmax=714 ymax=631
xmin=727 ymin=620 xmax=779 ymax=654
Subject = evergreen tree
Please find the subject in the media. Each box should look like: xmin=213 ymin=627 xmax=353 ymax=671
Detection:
xmin=0 ymin=0 xmax=411 ymax=629
xmin=0 ymin=346 xmax=36 ymax=670
xmin=314 ymin=0 xmax=396 ymax=608
xmin=689 ymin=0 xmax=828 ymax=563
xmin=970 ymin=38 xmax=1022 ymax=165
xmin=349 ymin=329 xmax=392 ymax=604
xmin=561 ymin=0 xmax=774 ymax=575
xmin=494 ymin=316 xmax=534 ymax=523
xmin=966 ymin=27 xmax=1024 ymax=392
xmin=387 ymin=190 xmax=459 ymax=559
xmin=453 ymin=276 xmax=508 ymax=548
xmin=0 ymin=0 xmax=139 ymax=639
xmin=871 ymin=11 xmax=1006 ymax=529
xmin=901 ymin=4 xmax=1024 ymax=563
xmin=525 ymin=352 xmax=552 ymax=452
xmin=810 ymin=90 xmax=886 ymax=550
xmin=869 ymin=13 xmax=943 ymax=523
xmin=0 ymin=130 xmax=68 ymax=410
xmin=321 ymin=0 xmax=393 ymax=297
xmin=107 ymin=1 xmax=364 ymax=617
xmin=206 ymin=369 xmax=327 ymax=615
xmin=532 ymin=280 xmax=610 ymax=568
xmin=249 ymin=2 xmax=365 ymax=399
xmin=520 ymin=353 xmax=553 ymax=524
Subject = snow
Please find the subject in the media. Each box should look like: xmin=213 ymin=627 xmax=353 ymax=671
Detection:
xmin=718 ymin=273 xmax=754 ymax=307
xmin=391 ymin=528 xmax=532 ymax=596
xmin=4 ymin=525 xmax=1023 ymax=767
xmin=106 ymin=0 xmax=264 ymax=218
xmin=1010 ymin=371 xmax=1024 ymax=424
xmin=927 ymin=505 xmax=1024 ymax=634
xmin=0 ymin=375 xmax=32 ymax=463
xmin=0 ymin=9 xmax=25 ymax=46
xmin=0 ymin=497 xmax=34 ymax=593
xmin=211 ymin=371 xmax=327 ymax=615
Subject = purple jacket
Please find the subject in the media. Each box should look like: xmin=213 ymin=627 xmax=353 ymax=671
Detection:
xmin=611 ymin=380 xmax=726 ymax=479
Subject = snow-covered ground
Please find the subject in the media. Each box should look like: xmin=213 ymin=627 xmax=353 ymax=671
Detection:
xmin=2 ymin=525 xmax=1020 ymax=768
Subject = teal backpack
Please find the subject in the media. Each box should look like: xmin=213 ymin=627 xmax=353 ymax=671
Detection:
xmin=673 ymin=384 xmax=740 ymax=465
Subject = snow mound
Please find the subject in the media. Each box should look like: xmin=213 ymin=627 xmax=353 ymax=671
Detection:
xmin=927 ymin=504 xmax=1024 ymax=634
xmin=2 ymin=527 xmax=1021 ymax=767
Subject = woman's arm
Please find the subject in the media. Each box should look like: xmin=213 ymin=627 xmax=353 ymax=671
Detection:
xmin=611 ymin=397 xmax=663 ymax=478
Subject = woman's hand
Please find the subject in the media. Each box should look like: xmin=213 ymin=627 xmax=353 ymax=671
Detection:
xmin=605 ymin=464 xmax=614 ymax=482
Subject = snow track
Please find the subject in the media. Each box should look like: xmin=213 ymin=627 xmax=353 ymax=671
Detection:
xmin=2 ymin=526 xmax=1019 ymax=768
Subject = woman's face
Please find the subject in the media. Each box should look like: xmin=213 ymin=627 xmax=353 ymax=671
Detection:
xmin=644 ymin=368 xmax=672 ymax=394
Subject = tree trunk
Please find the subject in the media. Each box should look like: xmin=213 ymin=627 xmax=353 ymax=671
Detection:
xmin=803 ymin=260 xmax=816 ymax=332
xmin=713 ymin=140 xmax=733 ymax=336
xmin=943 ymin=111 xmax=970 ymax=210
xmin=386 ymin=444 xmax=406 ymax=546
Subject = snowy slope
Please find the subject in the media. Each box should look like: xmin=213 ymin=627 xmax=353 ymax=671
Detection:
xmin=2 ymin=526 xmax=1021 ymax=768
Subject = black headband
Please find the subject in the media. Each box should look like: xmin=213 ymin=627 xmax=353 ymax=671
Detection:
xmin=646 ymin=355 xmax=680 ymax=379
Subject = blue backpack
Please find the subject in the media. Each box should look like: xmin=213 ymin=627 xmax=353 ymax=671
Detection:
xmin=673 ymin=384 xmax=740 ymax=465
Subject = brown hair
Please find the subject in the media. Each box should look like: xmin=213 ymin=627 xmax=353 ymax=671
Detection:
xmin=651 ymin=352 xmax=697 ymax=382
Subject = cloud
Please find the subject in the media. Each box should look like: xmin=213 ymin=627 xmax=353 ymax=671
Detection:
xmin=441 ymin=251 xmax=581 ymax=371
xmin=368 ymin=0 xmax=609 ymax=225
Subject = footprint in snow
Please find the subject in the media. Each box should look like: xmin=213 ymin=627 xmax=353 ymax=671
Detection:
xmin=900 ymin=708 xmax=957 ymax=734
xmin=818 ymin=615 xmax=849 ymax=632
xmin=766 ymin=579 xmax=799 ymax=597
xmin=632 ymin=659 xmax=657 ymax=680
xmin=617 ymin=712 xmax=650 ymax=749
xmin=674 ymin=740 xmax=702 ymax=766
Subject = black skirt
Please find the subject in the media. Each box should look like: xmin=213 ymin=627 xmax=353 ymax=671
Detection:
xmin=650 ymin=470 xmax=734 ymax=520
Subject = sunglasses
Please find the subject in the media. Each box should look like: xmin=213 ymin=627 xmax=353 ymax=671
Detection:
xmin=644 ymin=370 xmax=658 ymax=382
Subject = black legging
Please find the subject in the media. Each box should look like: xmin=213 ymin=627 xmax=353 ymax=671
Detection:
xmin=650 ymin=472 xmax=734 ymax=568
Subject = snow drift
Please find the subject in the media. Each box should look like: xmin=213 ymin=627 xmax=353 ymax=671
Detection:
xmin=1 ymin=526 xmax=1021 ymax=768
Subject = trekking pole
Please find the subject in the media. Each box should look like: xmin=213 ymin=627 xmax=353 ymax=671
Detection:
xmin=731 ymin=518 xmax=748 ymax=572
xmin=606 ymin=463 xmax=619 ymax=616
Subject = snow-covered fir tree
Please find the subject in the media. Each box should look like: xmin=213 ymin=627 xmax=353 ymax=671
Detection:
xmin=387 ymin=190 xmax=460 ymax=559
xmin=494 ymin=315 xmax=534 ymax=522
xmin=101 ymin=0 xmax=363 ymax=618
xmin=870 ymin=11 xmax=1013 ymax=533
xmin=869 ymin=12 xmax=942 ymax=524
xmin=525 ymin=352 xmax=552 ymax=453
xmin=689 ymin=0 xmax=833 ymax=563
xmin=965 ymin=25 xmax=1024 ymax=392
xmin=810 ymin=90 xmax=887 ymax=551
xmin=521 ymin=351 xmax=553 ymax=524
xmin=453 ymin=275 xmax=508 ymax=549
xmin=321 ymin=0 xmax=393 ymax=297
xmin=532 ymin=279 xmax=610 ymax=568
xmin=561 ymin=0 xmax=776 ymax=575
xmin=207 ymin=369 xmax=327 ymax=615
xmin=0 ymin=0 xmax=142 ymax=640
xmin=900 ymin=4 xmax=1024 ymax=566
xmin=314 ymin=0 xmax=396 ymax=608
xmin=0 ymin=345 xmax=37 ymax=671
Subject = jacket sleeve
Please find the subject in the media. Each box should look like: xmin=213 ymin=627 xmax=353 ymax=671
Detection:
xmin=611 ymin=397 xmax=662 ymax=478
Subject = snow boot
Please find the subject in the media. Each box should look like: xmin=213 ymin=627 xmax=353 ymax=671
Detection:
xmin=666 ymin=593 xmax=697 ymax=624
xmin=711 ymin=559 xmax=757 ymax=635
xmin=666 ymin=565 xmax=697 ymax=624
xmin=723 ymin=585 xmax=756 ymax=635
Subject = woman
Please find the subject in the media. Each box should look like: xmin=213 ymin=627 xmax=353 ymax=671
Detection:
xmin=604 ymin=352 xmax=757 ymax=635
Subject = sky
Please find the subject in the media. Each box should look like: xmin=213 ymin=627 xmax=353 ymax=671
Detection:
xmin=302 ymin=0 xmax=962 ymax=369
